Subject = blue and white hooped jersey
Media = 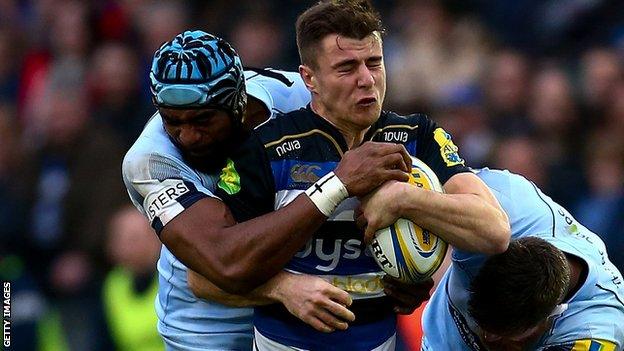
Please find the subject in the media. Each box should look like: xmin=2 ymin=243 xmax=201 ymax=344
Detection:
xmin=422 ymin=168 xmax=624 ymax=351
xmin=216 ymin=106 xmax=468 ymax=350
xmin=121 ymin=69 xmax=311 ymax=350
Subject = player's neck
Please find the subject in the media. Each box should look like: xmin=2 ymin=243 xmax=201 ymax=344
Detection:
xmin=310 ymin=101 xmax=369 ymax=149
xmin=563 ymin=253 xmax=587 ymax=301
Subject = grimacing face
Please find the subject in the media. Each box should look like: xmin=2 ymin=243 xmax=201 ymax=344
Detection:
xmin=301 ymin=32 xmax=386 ymax=133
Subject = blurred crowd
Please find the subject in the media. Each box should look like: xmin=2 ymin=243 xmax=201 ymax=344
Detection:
xmin=1 ymin=0 xmax=623 ymax=350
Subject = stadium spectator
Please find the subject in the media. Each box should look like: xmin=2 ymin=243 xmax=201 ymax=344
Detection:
xmin=385 ymin=1 xmax=488 ymax=113
xmin=491 ymin=135 xmax=547 ymax=188
xmin=433 ymin=86 xmax=493 ymax=167
xmin=88 ymin=42 xmax=152 ymax=147
xmin=230 ymin=15 xmax=285 ymax=68
xmin=527 ymin=65 xmax=586 ymax=208
xmin=19 ymin=0 xmax=92 ymax=132
xmin=24 ymin=70 xmax=126 ymax=351
xmin=0 ymin=103 xmax=44 ymax=351
xmin=483 ymin=50 xmax=533 ymax=137
xmin=103 ymin=205 xmax=163 ymax=351
xmin=0 ymin=27 xmax=21 ymax=103
xmin=579 ymin=48 xmax=622 ymax=124
xmin=575 ymin=134 xmax=624 ymax=273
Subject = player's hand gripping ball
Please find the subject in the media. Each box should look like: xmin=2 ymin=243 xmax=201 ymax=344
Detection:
xmin=369 ymin=157 xmax=448 ymax=283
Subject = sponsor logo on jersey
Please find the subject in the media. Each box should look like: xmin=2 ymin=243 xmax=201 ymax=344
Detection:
xmin=433 ymin=128 xmax=464 ymax=167
xmin=383 ymin=131 xmax=409 ymax=143
xmin=329 ymin=274 xmax=384 ymax=295
xmin=218 ymin=158 xmax=241 ymax=195
xmin=275 ymin=139 xmax=301 ymax=157
xmin=272 ymin=160 xmax=337 ymax=191
xmin=290 ymin=164 xmax=321 ymax=183
xmin=295 ymin=238 xmax=372 ymax=272
xmin=145 ymin=179 xmax=190 ymax=221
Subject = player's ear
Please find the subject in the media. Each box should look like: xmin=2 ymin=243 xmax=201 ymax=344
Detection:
xmin=299 ymin=64 xmax=317 ymax=93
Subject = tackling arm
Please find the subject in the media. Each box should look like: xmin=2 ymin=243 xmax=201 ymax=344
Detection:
xmin=362 ymin=172 xmax=510 ymax=254
xmin=161 ymin=141 xmax=412 ymax=294
xmin=161 ymin=195 xmax=324 ymax=294
xmin=187 ymin=269 xmax=355 ymax=333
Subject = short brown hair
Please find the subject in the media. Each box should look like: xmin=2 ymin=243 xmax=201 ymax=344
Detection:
xmin=468 ymin=236 xmax=571 ymax=336
xmin=295 ymin=0 xmax=384 ymax=68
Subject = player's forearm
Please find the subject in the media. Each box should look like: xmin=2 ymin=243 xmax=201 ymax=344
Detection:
xmin=393 ymin=172 xmax=510 ymax=254
xmin=188 ymin=269 xmax=284 ymax=307
xmin=161 ymin=195 xmax=326 ymax=294
xmin=188 ymin=269 xmax=272 ymax=306
xmin=196 ymin=195 xmax=325 ymax=293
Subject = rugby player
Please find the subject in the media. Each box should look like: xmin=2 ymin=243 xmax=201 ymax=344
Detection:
xmin=360 ymin=168 xmax=624 ymax=350
xmin=122 ymin=30 xmax=413 ymax=350
xmin=210 ymin=1 xmax=510 ymax=349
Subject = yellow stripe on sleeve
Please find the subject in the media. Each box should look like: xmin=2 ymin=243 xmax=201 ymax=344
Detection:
xmin=571 ymin=339 xmax=617 ymax=351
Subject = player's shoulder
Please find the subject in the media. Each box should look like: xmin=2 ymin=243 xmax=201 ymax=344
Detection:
xmin=244 ymin=68 xmax=301 ymax=84
xmin=475 ymin=167 xmax=553 ymax=226
xmin=371 ymin=111 xmax=432 ymax=139
xmin=123 ymin=113 xmax=187 ymax=182
xmin=367 ymin=111 xmax=430 ymax=146
xmin=244 ymin=68 xmax=310 ymax=116
xmin=251 ymin=107 xmax=313 ymax=145
xmin=379 ymin=110 xmax=432 ymax=128
xmin=474 ymin=168 xmax=515 ymax=188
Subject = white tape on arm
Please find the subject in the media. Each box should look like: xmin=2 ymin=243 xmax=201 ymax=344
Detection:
xmin=304 ymin=172 xmax=349 ymax=217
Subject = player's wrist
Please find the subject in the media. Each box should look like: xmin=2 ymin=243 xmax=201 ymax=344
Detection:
xmin=267 ymin=272 xmax=296 ymax=303
xmin=305 ymin=171 xmax=349 ymax=217
xmin=393 ymin=182 xmax=412 ymax=218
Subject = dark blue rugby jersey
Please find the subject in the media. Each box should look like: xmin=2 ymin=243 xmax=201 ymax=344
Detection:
xmin=214 ymin=106 xmax=469 ymax=350
xmin=217 ymin=105 xmax=468 ymax=222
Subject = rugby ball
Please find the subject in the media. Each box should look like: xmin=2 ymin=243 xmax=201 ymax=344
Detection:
xmin=369 ymin=157 xmax=448 ymax=283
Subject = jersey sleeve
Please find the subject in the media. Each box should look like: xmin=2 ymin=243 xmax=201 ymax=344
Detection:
xmin=214 ymin=131 xmax=276 ymax=222
xmin=416 ymin=116 xmax=470 ymax=184
xmin=122 ymin=152 xmax=215 ymax=234
xmin=244 ymin=68 xmax=310 ymax=117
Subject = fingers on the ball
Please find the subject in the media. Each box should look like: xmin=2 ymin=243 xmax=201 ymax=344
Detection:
xmin=354 ymin=214 xmax=367 ymax=230
xmin=364 ymin=226 xmax=377 ymax=245
xmin=385 ymin=169 xmax=410 ymax=182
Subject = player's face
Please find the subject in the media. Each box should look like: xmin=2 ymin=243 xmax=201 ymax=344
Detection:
xmin=305 ymin=32 xmax=386 ymax=131
xmin=159 ymin=107 xmax=234 ymax=168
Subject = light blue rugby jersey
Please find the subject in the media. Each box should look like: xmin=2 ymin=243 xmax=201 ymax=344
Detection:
xmin=244 ymin=68 xmax=310 ymax=118
xmin=422 ymin=168 xmax=624 ymax=351
xmin=121 ymin=69 xmax=310 ymax=350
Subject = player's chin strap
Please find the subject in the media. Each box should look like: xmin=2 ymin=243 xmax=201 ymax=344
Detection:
xmin=305 ymin=171 xmax=349 ymax=217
